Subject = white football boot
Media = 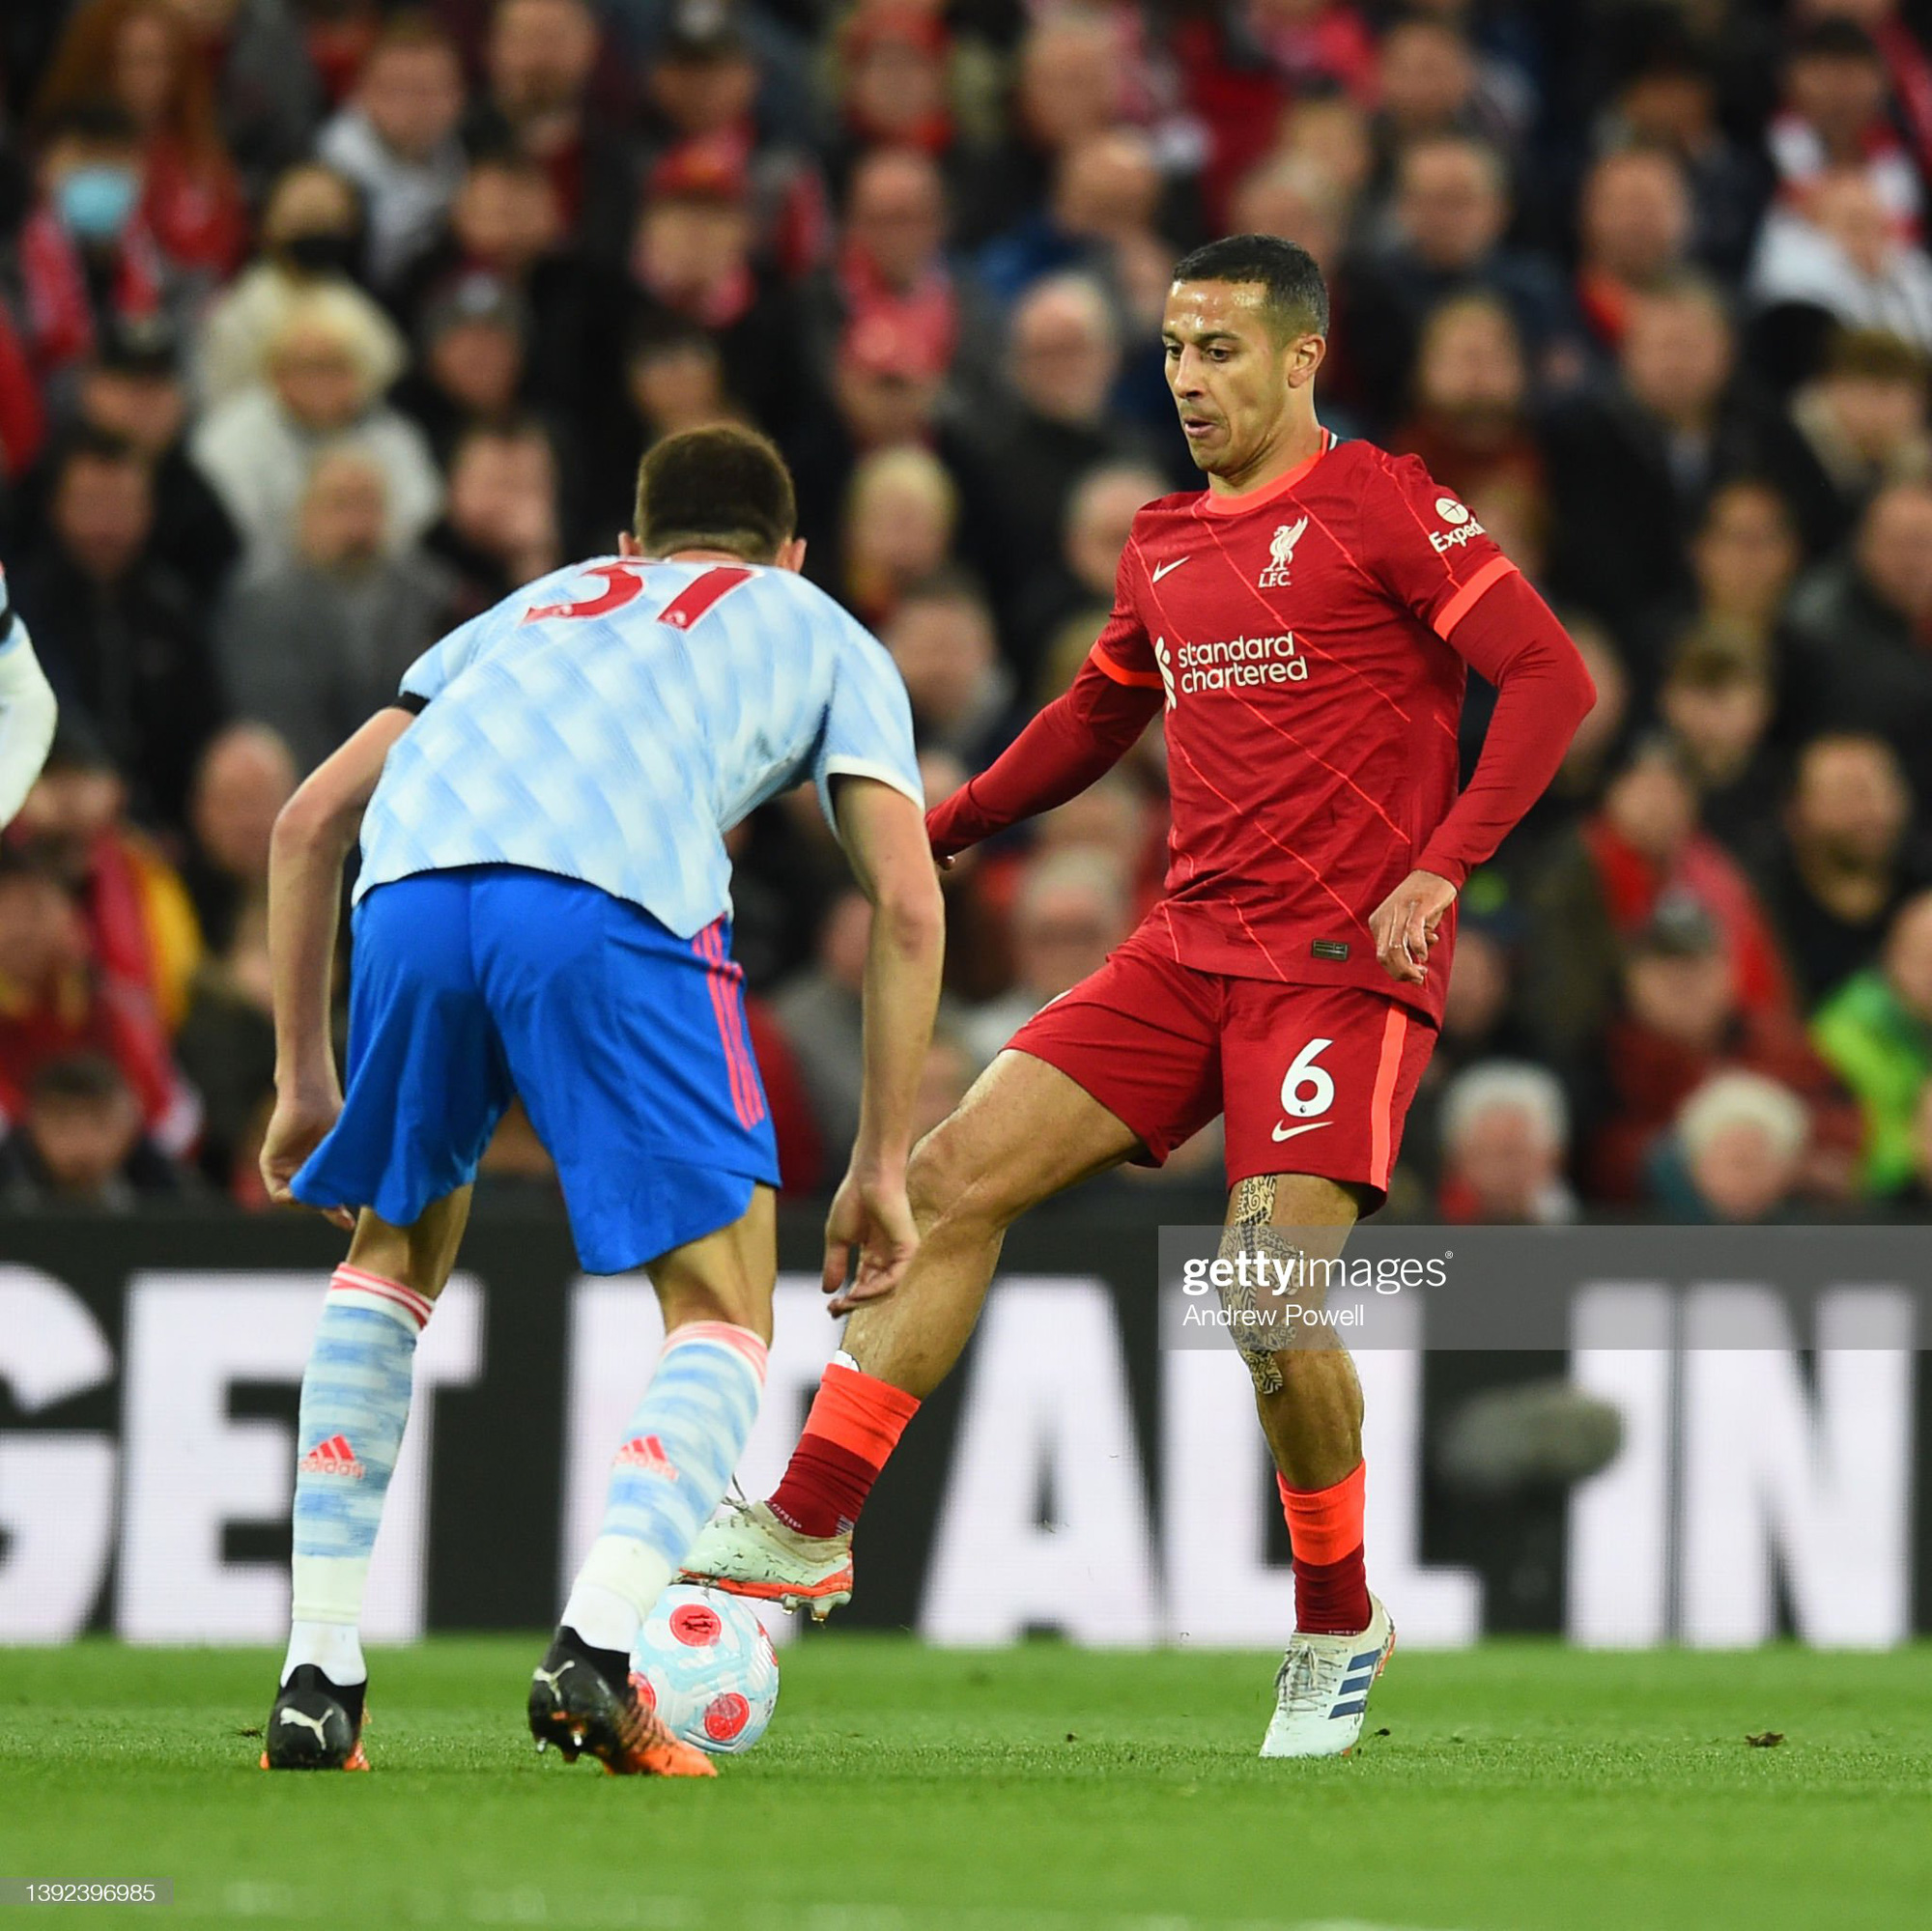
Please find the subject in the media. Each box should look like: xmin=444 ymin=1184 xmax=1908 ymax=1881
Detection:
xmin=678 ymin=1495 xmax=854 ymax=1620
xmin=1258 ymin=1594 xmax=1395 ymax=1759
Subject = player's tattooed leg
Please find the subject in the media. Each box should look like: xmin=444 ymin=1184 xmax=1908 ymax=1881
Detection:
xmin=1219 ymin=1177 xmax=1295 ymax=1395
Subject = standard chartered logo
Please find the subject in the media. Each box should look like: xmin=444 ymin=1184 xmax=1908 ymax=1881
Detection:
xmin=1170 ymin=633 xmax=1309 ymax=696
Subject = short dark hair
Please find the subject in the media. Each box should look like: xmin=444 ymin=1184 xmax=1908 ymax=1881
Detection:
xmin=29 ymin=1052 xmax=130 ymax=1111
xmin=634 ymin=424 xmax=797 ymax=562
xmin=1170 ymin=233 xmax=1329 ymax=340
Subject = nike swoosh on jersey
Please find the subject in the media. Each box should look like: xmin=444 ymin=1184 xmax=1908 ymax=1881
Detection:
xmin=1151 ymin=556 xmax=1190 ymax=582
xmin=1270 ymin=1120 xmax=1334 ymax=1143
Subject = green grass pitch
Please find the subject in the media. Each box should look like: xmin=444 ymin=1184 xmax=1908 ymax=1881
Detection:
xmin=2 ymin=1638 xmax=1927 ymax=1930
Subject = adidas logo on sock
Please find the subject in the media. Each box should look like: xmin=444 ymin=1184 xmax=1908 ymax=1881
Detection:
xmin=300 ymin=1434 xmax=365 ymax=1479
xmin=614 ymin=1434 xmax=680 ymax=1480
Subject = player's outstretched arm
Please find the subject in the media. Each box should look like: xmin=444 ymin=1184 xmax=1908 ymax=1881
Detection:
xmin=260 ymin=707 xmax=417 ymax=1224
xmin=0 ymin=569 xmax=58 ymax=829
xmin=925 ymin=652 xmax=1161 ymax=860
xmin=824 ymin=775 xmax=947 ymax=1312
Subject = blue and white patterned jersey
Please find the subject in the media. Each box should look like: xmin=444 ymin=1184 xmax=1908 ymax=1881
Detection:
xmin=355 ymin=556 xmax=922 ymax=936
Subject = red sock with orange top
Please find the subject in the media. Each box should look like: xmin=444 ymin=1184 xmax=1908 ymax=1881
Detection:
xmin=1279 ymin=1460 xmax=1371 ymax=1634
xmin=766 ymin=1360 xmax=922 ymax=1538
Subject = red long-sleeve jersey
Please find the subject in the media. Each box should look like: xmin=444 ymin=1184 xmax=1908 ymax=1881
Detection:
xmin=927 ymin=433 xmax=1595 ymax=1025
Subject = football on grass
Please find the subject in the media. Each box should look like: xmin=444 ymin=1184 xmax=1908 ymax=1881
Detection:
xmin=631 ymin=1585 xmax=780 ymax=1754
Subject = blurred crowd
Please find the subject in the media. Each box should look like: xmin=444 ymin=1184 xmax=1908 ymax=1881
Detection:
xmin=5 ymin=0 xmax=1932 ymax=1228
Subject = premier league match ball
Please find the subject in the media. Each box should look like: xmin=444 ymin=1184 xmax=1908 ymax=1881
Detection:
xmin=631 ymin=1585 xmax=781 ymax=1754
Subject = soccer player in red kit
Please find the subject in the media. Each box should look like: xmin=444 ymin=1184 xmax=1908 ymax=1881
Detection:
xmin=686 ymin=235 xmax=1596 ymax=1755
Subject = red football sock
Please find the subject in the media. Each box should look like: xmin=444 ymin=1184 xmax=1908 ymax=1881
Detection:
xmin=766 ymin=1362 xmax=921 ymax=1538
xmin=1279 ymin=1461 xmax=1371 ymax=1634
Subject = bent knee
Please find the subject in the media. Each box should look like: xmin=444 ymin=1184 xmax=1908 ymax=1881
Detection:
xmin=908 ymin=1122 xmax=1023 ymax=1238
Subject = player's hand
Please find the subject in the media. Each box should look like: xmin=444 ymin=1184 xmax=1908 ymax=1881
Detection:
xmin=260 ymin=1086 xmax=355 ymax=1232
xmin=1368 ymin=868 xmax=1458 ymax=985
xmin=822 ymin=1165 xmax=921 ymax=1315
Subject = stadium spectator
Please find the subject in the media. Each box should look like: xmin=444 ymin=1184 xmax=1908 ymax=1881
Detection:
xmin=787 ymin=311 xmax=958 ymax=563
xmin=1812 ymin=887 xmax=1932 ymax=1195
xmin=1656 ymin=632 xmax=1780 ymax=861
xmin=1896 ymin=1074 xmax=1932 ymax=1213
xmin=628 ymin=143 xmax=802 ymax=436
xmin=191 ymin=287 xmax=442 ymax=571
xmin=884 ymin=570 xmax=1020 ymax=773
xmin=1573 ymin=146 xmax=1695 ymax=357
xmin=1769 ymin=17 xmax=1920 ymax=236
xmin=639 ymin=10 xmax=826 ymax=281
xmin=10 ymin=730 xmax=204 ymax=1037
xmin=963 ymin=8 xmax=1127 ymax=247
xmin=316 ymin=13 xmax=467 ymax=292
xmin=63 ymin=315 xmax=239 ymax=602
xmin=1543 ymin=275 xmax=1807 ymax=630
xmin=214 ymin=446 xmax=457 ymax=775
xmin=14 ymin=103 xmax=173 ymax=397
xmin=1229 ymin=154 xmax=1350 ymax=279
xmin=392 ymin=271 xmax=532 ymax=468
xmin=837 ymin=444 xmax=958 ymax=632
xmin=1584 ymin=893 xmax=1855 ymax=1205
xmin=1387 ymin=291 xmax=1543 ymax=511
xmin=825 ymin=4 xmax=964 ymax=194
xmin=959 ymin=847 xmax=1129 ymax=1069
xmin=1598 ymin=41 xmax=1766 ymax=278
xmin=467 ymin=0 xmax=635 ymax=262
xmin=422 ymin=417 xmax=562 ymax=617
xmin=177 ymin=720 xmax=293 ymax=955
xmin=1750 ymin=165 xmax=1932 ymax=361
xmin=1521 ymin=735 xmax=1796 ymax=1066
xmin=1015 ymin=458 xmax=1167 ymax=686
xmin=32 ymin=0 xmax=246 ymax=280
xmin=769 ymin=887 xmax=871 ymax=1165
xmin=911 ymin=1025 xmax=976 ymax=1145
xmin=1658 ymin=1068 xmax=1813 ymax=1223
xmin=1780 ymin=479 xmax=1932 ymax=804
xmin=0 ymin=843 xmax=191 ymax=1155
xmin=396 ymin=148 xmax=629 ymax=446
xmin=10 ymin=430 xmax=221 ymax=829
xmin=0 ymin=1050 xmax=190 ymax=1207
xmin=196 ymin=159 xmax=402 ymax=407
xmin=623 ymin=312 xmax=738 ymax=451
xmin=159 ymin=0 xmax=323 ymax=195
xmin=979 ymin=125 xmax=1165 ymax=307
xmin=1345 ymin=134 xmax=1576 ymax=416
xmin=1755 ymin=732 xmax=1931 ymax=1010
xmin=958 ymin=273 xmax=1168 ymax=616
xmin=1370 ymin=12 xmax=1493 ymax=164
xmin=1629 ymin=478 xmax=1801 ymax=686
xmin=800 ymin=145 xmax=991 ymax=402
xmin=1436 ymin=1060 xmax=1577 ymax=1224
xmin=1780 ymin=328 xmax=1932 ymax=551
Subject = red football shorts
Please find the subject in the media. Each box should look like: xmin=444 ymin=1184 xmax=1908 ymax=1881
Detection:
xmin=1006 ymin=922 xmax=1437 ymax=1210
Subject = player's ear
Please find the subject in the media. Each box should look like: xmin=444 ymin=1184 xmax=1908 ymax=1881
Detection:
xmin=775 ymin=536 xmax=807 ymax=575
xmin=1285 ymin=332 xmax=1326 ymax=391
xmin=617 ymin=531 xmax=643 ymax=558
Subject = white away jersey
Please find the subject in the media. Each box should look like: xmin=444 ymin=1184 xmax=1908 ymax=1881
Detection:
xmin=356 ymin=556 xmax=922 ymax=935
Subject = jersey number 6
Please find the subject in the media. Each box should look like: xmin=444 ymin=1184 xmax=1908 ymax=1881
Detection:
xmin=1279 ymin=1036 xmax=1337 ymax=1119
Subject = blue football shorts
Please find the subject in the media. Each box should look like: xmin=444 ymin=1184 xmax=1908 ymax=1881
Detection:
xmin=292 ymin=865 xmax=780 ymax=1272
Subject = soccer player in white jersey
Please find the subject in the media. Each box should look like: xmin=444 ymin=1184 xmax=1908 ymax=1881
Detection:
xmin=257 ymin=426 xmax=943 ymax=1775
xmin=0 ymin=566 xmax=60 ymax=827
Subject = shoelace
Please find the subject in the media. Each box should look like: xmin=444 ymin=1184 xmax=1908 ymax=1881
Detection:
xmin=1274 ymin=1641 xmax=1339 ymax=1718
